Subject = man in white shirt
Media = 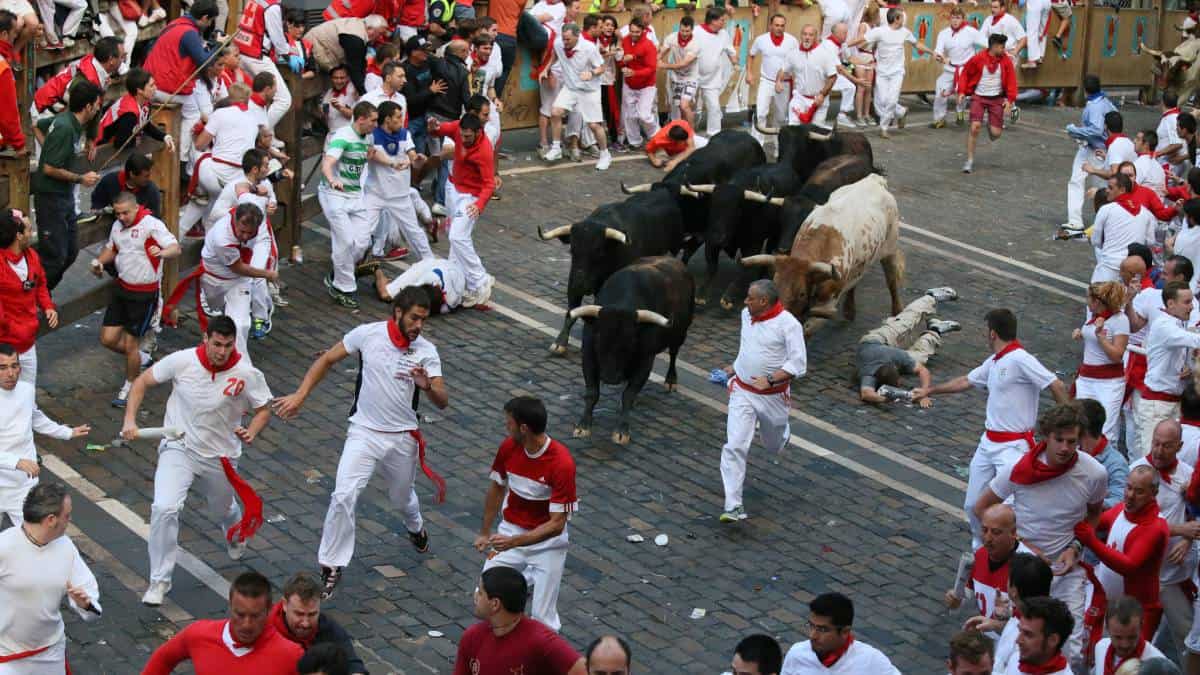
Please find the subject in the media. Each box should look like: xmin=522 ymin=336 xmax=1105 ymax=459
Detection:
xmin=373 ymin=257 xmax=466 ymax=312
xmin=541 ymin=23 xmax=612 ymax=170
xmin=1132 ymin=129 xmax=1168 ymax=197
xmin=718 ymin=280 xmax=806 ymax=523
xmin=780 ymin=592 xmax=900 ymax=674
xmin=854 ymin=8 xmax=934 ymax=137
xmin=1083 ymin=111 xmax=1138 ymax=181
xmin=359 ymin=61 xmax=407 ymax=116
xmin=200 ymin=203 xmax=280 ymax=360
xmin=931 ymin=6 xmax=981 ymax=129
xmin=1007 ymin=597 xmax=1074 ymax=674
xmin=1157 ymin=92 xmax=1184 ymax=176
xmin=747 ymin=14 xmax=797 ymax=144
xmin=823 ymin=23 xmax=863 ymax=130
xmin=321 ymin=65 xmax=359 ymax=139
xmin=0 ymin=484 xmax=101 ymax=672
xmin=181 ymin=84 xmax=266 ymax=234
xmin=912 ymin=308 xmax=1069 ymax=548
xmin=978 ymin=0 xmax=1027 ymax=64
xmin=778 ymin=25 xmax=837 ymax=128
xmin=531 ymin=0 xmax=567 ymax=156
xmin=658 ymin=16 xmax=701 ymax=128
xmin=122 ymin=315 xmax=274 ymax=606
xmin=813 ymin=0 xmax=851 ymax=39
xmin=1093 ymin=597 xmax=1165 ymax=675
xmin=272 ymin=286 xmax=448 ymax=600
xmin=366 ymin=100 xmax=432 ymax=263
xmin=694 ymin=7 xmax=737 ymax=138
xmin=1134 ymin=281 xmax=1200 ymax=457
xmin=0 ymin=345 xmax=88 ymax=526
xmin=1089 ymin=174 xmax=1155 ymax=282
xmin=975 ymin=404 xmax=1111 ymax=666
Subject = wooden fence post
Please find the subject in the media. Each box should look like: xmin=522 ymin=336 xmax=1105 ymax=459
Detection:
xmin=274 ymin=69 xmax=303 ymax=256
xmin=150 ymin=104 xmax=182 ymax=299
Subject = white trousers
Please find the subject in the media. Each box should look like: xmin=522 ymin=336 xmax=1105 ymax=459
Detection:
xmin=965 ymin=434 xmax=1029 ymax=548
xmin=700 ymin=86 xmax=723 ymax=137
xmin=753 ymin=78 xmax=788 ymax=144
xmin=1068 ymin=144 xmax=1106 ymax=227
xmin=832 ymin=74 xmax=856 ymax=115
xmin=874 ymin=70 xmax=906 ymax=130
xmin=201 ymin=274 xmax=252 ymax=358
xmin=320 ymin=186 xmax=370 ymax=294
xmin=317 ymin=424 xmax=423 ymax=568
xmin=248 ymin=229 xmax=275 ymax=321
xmin=1133 ymin=391 xmax=1180 ymax=459
xmin=446 ymin=182 xmax=487 ymax=292
xmin=37 ymin=0 xmax=85 ymax=42
xmin=364 ymin=192 xmax=433 ymax=260
xmin=1050 ymin=566 xmax=1087 ymax=666
xmin=1025 ymin=0 xmax=1052 ymax=62
xmin=0 ymin=637 xmax=66 ymax=675
xmin=721 ymin=385 xmax=790 ymax=512
xmin=621 ymin=85 xmax=658 ymax=147
xmin=1074 ymin=375 xmax=1125 ymax=441
xmin=17 ymin=345 xmax=35 ymax=385
xmin=483 ymin=520 xmax=569 ymax=631
xmin=933 ymin=66 xmax=965 ymax=121
xmin=0 ymin=485 xmax=30 ymax=526
xmin=239 ymin=56 xmax=290 ymax=128
xmin=181 ymin=160 xmax=242 ymax=232
xmin=149 ymin=442 xmax=241 ymax=585
xmin=1161 ymin=580 xmax=1195 ymax=654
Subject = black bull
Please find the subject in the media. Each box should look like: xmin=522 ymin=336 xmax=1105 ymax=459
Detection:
xmin=571 ymin=257 xmax=695 ymax=445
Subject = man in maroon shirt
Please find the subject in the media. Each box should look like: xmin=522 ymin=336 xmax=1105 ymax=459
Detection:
xmin=454 ymin=566 xmax=586 ymax=675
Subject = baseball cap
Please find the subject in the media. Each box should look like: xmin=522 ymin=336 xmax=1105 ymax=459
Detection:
xmin=405 ymin=35 xmax=434 ymax=54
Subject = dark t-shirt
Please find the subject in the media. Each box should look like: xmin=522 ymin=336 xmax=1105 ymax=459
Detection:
xmin=453 ymin=618 xmax=580 ymax=675
xmin=856 ymin=340 xmax=916 ymax=389
xmin=32 ymin=111 xmax=82 ymax=195
xmin=90 ymin=171 xmax=162 ymax=216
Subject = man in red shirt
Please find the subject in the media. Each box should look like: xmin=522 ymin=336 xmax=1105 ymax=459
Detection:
xmin=619 ymin=17 xmax=658 ymax=151
xmin=943 ymin=503 xmax=1029 ymax=627
xmin=0 ymin=209 xmax=57 ymax=386
xmin=474 ymin=396 xmax=578 ymax=632
xmin=429 ymin=113 xmax=496 ymax=308
xmin=645 ymin=119 xmax=705 ymax=171
xmin=1074 ymin=464 xmax=1170 ymax=640
xmin=956 ymin=33 xmax=1017 ymax=174
xmin=142 ymin=571 xmax=303 ymax=674
xmin=0 ymin=11 xmax=25 ymax=155
xmin=454 ymin=566 xmax=585 ymax=675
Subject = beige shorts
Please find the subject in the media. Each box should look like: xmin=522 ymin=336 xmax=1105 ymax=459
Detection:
xmin=1051 ymin=2 xmax=1072 ymax=17
xmin=553 ymin=87 xmax=603 ymax=124
xmin=0 ymin=0 xmax=35 ymax=17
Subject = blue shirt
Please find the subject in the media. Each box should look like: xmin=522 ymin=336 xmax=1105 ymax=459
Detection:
xmin=1093 ymin=441 xmax=1129 ymax=510
xmin=1066 ymin=91 xmax=1116 ymax=151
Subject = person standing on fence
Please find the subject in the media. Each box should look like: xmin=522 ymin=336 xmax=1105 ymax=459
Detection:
xmin=233 ymin=0 xmax=295 ymax=128
xmin=1023 ymin=0 xmax=1051 ymax=69
xmin=32 ymin=79 xmax=102 ymax=291
xmin=143 ymin=0 xmax=220 ymax=106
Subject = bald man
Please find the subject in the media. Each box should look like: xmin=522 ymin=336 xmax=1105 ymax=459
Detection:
xmin=945 ymin=504 xmax=1031 ymax=634
xmin=586 ymin=635 xmax=631 ymax=674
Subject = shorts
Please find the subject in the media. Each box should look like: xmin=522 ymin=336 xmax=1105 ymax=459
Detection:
xmin=103 ymin=285 xmax=159 ymax=337
xmin=539 ymin=78 xmax=562 ymax=117
xmin=0 ymin=0 xmax=34 ymax=16
xmin=970 ymin=95 xmax=1006 ymax=128
xmin=553 ymin=87 xmax=603 ymax=124
xmin=672 ymin=80 xmax=699 ymax=104
xmin=1051 ymin=1 xmax=1072 ymax=17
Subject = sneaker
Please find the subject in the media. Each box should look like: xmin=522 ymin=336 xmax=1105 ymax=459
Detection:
xmin=250 ymin=318 xmax=268 ymax=340
xmin=928 ymin=318 xmax=962 ymax=335
xmin=609 ymin=141 xmax=627 ymax=153
xmin=60 ymin=36 xmax=75 ymax=47
xmin=354 ymin=258 xmax=380 ymax=276
xmin=379 ymin=247 xmax=409 ymax=261
xmin=142 ymin=581 xmax=171 ymax=606
xmin=327 ymin=278 xmax=360 ymax=309
xmin=595 ymin=150 xmax=612 ymax=171
xmin=956 ymin=111 xmax=966 ymax=126
xmin=137 ymin=14 xmax=150 ymax=27
xmin=1052 ymin=35 xmax=1064 ymax=52
xmin=897 ymin=109 xmax=908 ymax=129
xmin=139 ymin=350 xmax=154 ymax=368
xmin=111 ymin=381 xmax=132 ymax=408
xmin=543 ymin=145 xmax=563 ymax=161
xmin=836 ymin=113 xmax=857 ymax=128
xmin=961 ymin=159 xmax=973 ymax=174
xmin=1060 ymin=222 xmax=1086 ymax=232
xmin=719 ymin=505 xmax=748 ymax=523
xmin=477 ymin=274 xmax=495 ymax=306
xmin=926 ymin=287 xmax=958 ymax=302
xmin=408 ymin=528 xmax=430 ymax=553
xmin=431 ymin=203 xmax=447 ymax=217
xmin=320 ymin=566 xmax=342 ymax=600
xmin=148 ymin=6 xmax=166 ymax=20
xmin=536 ymin=144 xmax=549 ymax=159
xmin=227 ymin=538 xmax=247 ymax=560
xmin=269 ymin=281 xmax=289 ymax=308
xmin=568 ymin=146 xmax=581 ymax=162
xmin=1009 ymin=105 xmax=1021 ymax=124
xmin=929 ymin=119 xmax=946 ymax=129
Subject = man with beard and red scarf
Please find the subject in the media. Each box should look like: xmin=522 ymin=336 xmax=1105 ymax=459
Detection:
xmin=956 ymin=33 xmax=1017 ymax=174
xmin=1074 ymin=464 xmax=1170 ymax=640
xmin=780 ymin=592 xmax=899 ymax=674
xmin=974 ymin=403 xmax=1108 ymax=667
xmin=272 ymin=286 xmax=449 ymax=601
xmin=269 ymin=573 xmax=366 ymax=673
xmin=121 ymin=316 xmax=274 ymax=608
xmin=1009 ymin=597 xmax=1073 ymax=675
xmin=1093 ymin=597 xmax=1165 ymax=675
xmin=1089 ymin=173 xmax=1156 ymax=283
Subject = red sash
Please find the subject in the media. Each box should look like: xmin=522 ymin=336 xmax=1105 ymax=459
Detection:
xmin=1076 ymin=362 xmax=1125 ymax=379
xmin=185 ymin=153 xmax=243 ymax=198
xmin=731 ymin=375 xmax=790 ymax=395
xmin=408 ymin=429 xmax=446 ymax=503
xmin=1137 ymin=385 xmax=1181 ymax=403
xmin=220 ymin=456 xmax=264 ymax=543
xmin=1124 ymin=352 xmax=1147 ymax=403
xmin=0 ymin=646 xmax=52 ymax=663
xmin=985 ymin=429 xmax=1036 ymax=447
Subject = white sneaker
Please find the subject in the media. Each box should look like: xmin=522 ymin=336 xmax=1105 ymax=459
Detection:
xmin=836 ymin=113 xmax=857 ymax=128
xmin=476 ymin=274 xmax=495 ymax=306
xmin=228 ymin=538 xmax=247 ymax=560
xmin=543 ymin=145 xmax=563 ymax=161
xmin=595 ymin=150 xmax=612 ymax=171
xmin=149 ymin=6 xmax=166 ymax=20
xmin=431 ymin=203 xmax=447 ymax=217
xmin=142 ymin=581 xmax=171 ymax=606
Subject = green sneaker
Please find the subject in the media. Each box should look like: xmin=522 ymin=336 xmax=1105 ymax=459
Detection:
xmin=719 ymin=505 xmax=747 ymax=523
xmin=327 ymin=284 xmax=360 ymax=309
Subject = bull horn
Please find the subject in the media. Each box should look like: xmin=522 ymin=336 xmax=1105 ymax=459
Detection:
xmin=635 ymin=309 xmax=671 ymax=326
xmin=686 ymin=184 xmax=716 ymax=194
xmin=538 ymin=224 xmax=571 ymax=240
xmin=755 ymin=118 xmax=780 ymax=135
xmin=809 ymin=261 xmax=840 ymax=281
xmin=621 ymin=181 xmax=652 ymax=194
xmin=808 ymin=127 xmax=833 ymax=141
xmin=768 ymin=197 xmax=786 ymax=206
xmin=679 ymin=187 xmax=701 ymax=198
xmin=808 ymin=302 xmax=838 ymax=319
xmin=569 ymin=305 xmax=602 ymax=320
xmin=604 ymin=228 xmax=628 ymax=244
xmin=743 ymin=189 xmax=770 ymax=203
xmin=741 ymin=254 xmax=778 ymax=268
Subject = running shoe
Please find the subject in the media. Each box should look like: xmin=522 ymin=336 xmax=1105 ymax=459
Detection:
xmin=926 ymin=287 xmax=958 ymax=302
xmin=111 ymin=381 xmax=132 ymax=408
xmin=320 ymin=566 xmax=343 ymax=600
xmin=543 ymin=145 xmax=563 ymax=161
xmin=928 ymin=319 xmax=962 ymax=335
xmin=250 ymin=318 xmax=269 ymax=340
xmin=228 ymin=538 xmax=247 ymax=560
xmin=719 ymin=505 xmax=748 ymax=523
xmin=962 ymin=159 xmax=973 ymax=174
xmin=836 ymin=113 xmax=857 ymax=128
xmin=142 ymin=581 xmax=171 ymax=606
xmin=596 ymin=150 xmax=612 ymax=171
xmin=929 ymin=119 xmax=946 ymax=129
xmin=408 ymin=529 xmax=430 ymax=553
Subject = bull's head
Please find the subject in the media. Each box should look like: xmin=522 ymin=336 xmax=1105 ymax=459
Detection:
xmin=540 ymin=222 xmax=629 ymax=299
xmin=571 ymin=305 xmax=671 ymax=384
xmin=741 ymin=254 xmax=842 ymax=320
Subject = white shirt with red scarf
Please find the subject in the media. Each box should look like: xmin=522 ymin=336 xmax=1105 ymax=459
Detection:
xmin=1090 ymin=198 xmax=1155 ymax=281
xmin=201 ymin=214 xmax=253 ymax=281
xmin=732 ymin=305 xmax=807 ymax=390
xmin=780 ymin=637 xmax=900 ymax=674
xmin=968 ymin=343 xmax=1057 ymax=435
xmin=107 ymin=208 xmax=178 ymax=293
xmin=1091 ymin=636 xmax=1164 ymax=675
xmin=990 ymin=448 xmax=1108 ymax=559
xmin=1142 ymin=312 xmax=1200 ymax=397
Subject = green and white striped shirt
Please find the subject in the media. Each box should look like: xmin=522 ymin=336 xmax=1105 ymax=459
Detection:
xmin=323 ymin=126 xmax=370 ymax=193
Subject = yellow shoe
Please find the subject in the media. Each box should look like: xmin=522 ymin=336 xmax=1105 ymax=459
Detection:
xmin=929 ymin=119 xmax=946 ymax=129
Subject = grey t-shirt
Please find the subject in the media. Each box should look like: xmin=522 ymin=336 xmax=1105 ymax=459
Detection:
xmin=856 ymin=341 xmax=916 ymax=389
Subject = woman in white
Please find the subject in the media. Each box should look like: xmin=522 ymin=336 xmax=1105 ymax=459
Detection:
xmin=851 ymin=7 xmax=933 ymax=137
xmin=1072 ymin=281 xmax=1129 ymax=441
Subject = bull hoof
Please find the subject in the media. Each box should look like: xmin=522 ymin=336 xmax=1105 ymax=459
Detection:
xmin=548 ymin=342 xmax=568 ymax=356
xmin=694 ymin=295 xmax=708 ymax=306
xmin=573 ymin=425 xmax=591 ymax=438
xmin=612 ymin=430 xmax=631 ymax=445
xmin=665 ymin=380 xmax=677 ymax=392
xmin=719 ymin=297 xmax=735 ymax=310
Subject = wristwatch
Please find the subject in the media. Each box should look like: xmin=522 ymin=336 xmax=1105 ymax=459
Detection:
xmin=765 ymin=374 xmax=775 ymax=386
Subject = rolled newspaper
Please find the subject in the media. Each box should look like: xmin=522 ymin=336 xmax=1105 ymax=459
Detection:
xmin=135 ymin=427 xmax=185 ymax=441
xmin=951 ymin=551 xmax=973 ymax=601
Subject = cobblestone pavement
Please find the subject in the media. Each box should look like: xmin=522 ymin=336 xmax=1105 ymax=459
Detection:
xmin=30 ymin=98 xmax=1160 ymax=673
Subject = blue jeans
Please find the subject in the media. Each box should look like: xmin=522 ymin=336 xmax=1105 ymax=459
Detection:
xmin=409 ymin=116 xmax=434 ymax=156
xmin=495 ymin=33 xmax=517 ymax=102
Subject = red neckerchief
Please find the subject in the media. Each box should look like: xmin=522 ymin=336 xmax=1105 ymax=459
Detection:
xmin=799 ymin=40 xmax=820 ymax=52
xmin=1086 ymin=310 xmax=1113 ymax=325
xmin=1018 ymin=653 xmax=1067 ymax=674
xmin=268 ymin=601 xmax=314 ymax=649
xmin=387 ymin=319 xmax=411 ymax=350
xmin=331 ymin=83 xmax=348 ymax=96
xmin=196 ymin=343 xmax=242 ymax=381
xmin=751 ymin=301 xmax=785 ymax=324
xmin=677 ymin=33 xmax=693 ymax=48
xmin=1141 ymin=273 xmax=1155 ymax=290
xmin=1138 ymin=151 xmax=1156 ymax=159
xmin=121 ymin=205 xmax=153 ymax=229
xmin=819 ymin=634 xmax=854 ymax=668
xmin=1153 ymin=460 xmax=1178 ymax=485
xmin=770 ymin=32 xmax=784 ymax=47
xmin=250 ymin=93 xmax=268 ymax=108
xmin=992 ymin=9 xmax=1007 ymax=22
xmin=232 ymin=101 xmax=249 ymax=111
xmin=1114 ymin=193 xmax=1142 ymax=216
xmin=1104 ymin=639 xmax=1146 ymax=675
xmin=599 ymin=33 xmax=614 ymax=48
xmin=2 ymin=247 xmax=23 ymax=264
xmin=1105 ymin=132 xmax=1128 ymax=148
xmin=950 ymin=22 xmax=966 ymax=34
xmin=1164 ymin=107 xmax=1181 ymax=119
xmin=564 ymin=46 xmax=576 ymax=58
xmin=1085 ymin=435 xmax=1108 ymax=457
xmin=982 ymin=50 xmax=1005 ymax=73
xmin=701 ymin=23 xmax=720 ymax=34
xmin=367 ymin=63 xmax=381 ymax=76
xmin=581 ymin=32 xmax=596 ymax=43
xmin=826 ymin=35 xmax=843 ymax=47
xmin=993 ymin=340 xmax=1023 ymax=361
xmin=1124 ymin=499 xmax=1162 ymax=525
xmin=1009 ymin=442 xmax=1078 ymax=485
xmin=1182 ymin=417 xmax=1200 ymax=427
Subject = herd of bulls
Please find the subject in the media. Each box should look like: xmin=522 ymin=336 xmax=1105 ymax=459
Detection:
xmin=536 ymin=123 xmax=909 ymax=444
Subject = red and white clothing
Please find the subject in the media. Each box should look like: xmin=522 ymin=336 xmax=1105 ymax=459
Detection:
xmin=1134 ymin=312 xmax=1200 ymax=457
xmin=32 ymin=54 xmax=110 ymax=114
xmin=452 ymin=617 xmax=581 ymax=675
xmin=1089 ymin=198 xmax=1156 ymax=282
xmin=318 ymin=321 xmax=443 ymax=569
xmin=1158 ymin=107 xmax=1185 ymax=174
xmin=1104 ymin=133 xmax=1138 ymax=172
xmin=722 ymin=304 xmax=807 ymax=512
xmin=1130 ymin=455 xmax=1197 ymax=649
xmin=693 ymin=23 xmax=736 ymax=136
xmin=107 ymin=208 xmax=177 ymax=293
xmin=963 ymin=343 xmax=1058 ymax=547
xmin=750 ymin=31 xmax=799 ymax=135
xmin=181 ymin=104 xmax=265 ymax=233
xmin=321 ymin=82 xmax=359 ymax=138
xmin=234 ymin=0 xmax=292 ymax=127
xmin=1091 ymin=637 xmax=1164 ymax=675
xmin=201 ymin=215 xmax=258 ymax=358
xmin=780 ymin=43 xmax=838 ymax=127
xmin=966 ymin=542 xmax=1033 ymax=625
xmin=978 ymin=11 xmax=1026 ymax=51
xmin=386 ymin=258 xmax=466 ymax=312
xmin=620 ymin=33 xmax=660 ymax=146
xmin=0 ymin=248 xmax=53 ymax=385
xmin=1134 ymin=153 xmax=1168 ymax=198
xmin=484 ymin=436 xmax=578 ymax=632
xmin=932 ymin=23 xmax=981 ymax=123
xmin=780 ymin=637 xmax=900 ymax=674
xmin=0 ymin=381 xmax=73 ymax=525
xmin=1003 ymin=655 xmax=1071 ymax=674
xmin=430 ymin=120 xmax=495 ymax=298
xmin=142 ymin=620 xmax=302 ymax=674
xmin=0 ymin=528 xmax=101 ymax=671
xmin=863 ymin=25 xmax=917 ymax=130
xmin=1077 ymin=501 xmax=1170 ymax=640
xmin=1025 ymin=0 xmax=1052 ymax=62
xmin=661 ymin=30 xmax=700 ymax=120
xmin=1075 ymin=312 xmax=1130 ymax=440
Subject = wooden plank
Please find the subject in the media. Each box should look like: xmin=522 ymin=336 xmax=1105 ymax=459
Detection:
xmin=1089 ymin=7 xmax=1159 ymax=87
xmin=275 ymin=69 xmax=304 ymax=256
xmin=149 ymin=104 xmax=182 ymax=300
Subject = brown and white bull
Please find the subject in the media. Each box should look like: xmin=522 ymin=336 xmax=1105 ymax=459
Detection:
xmin=740 ymin=174 xmax=905 ymax=334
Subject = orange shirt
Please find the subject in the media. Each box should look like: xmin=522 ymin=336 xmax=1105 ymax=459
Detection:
xmin=645 ymin=119 xmax=692 ymax=157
